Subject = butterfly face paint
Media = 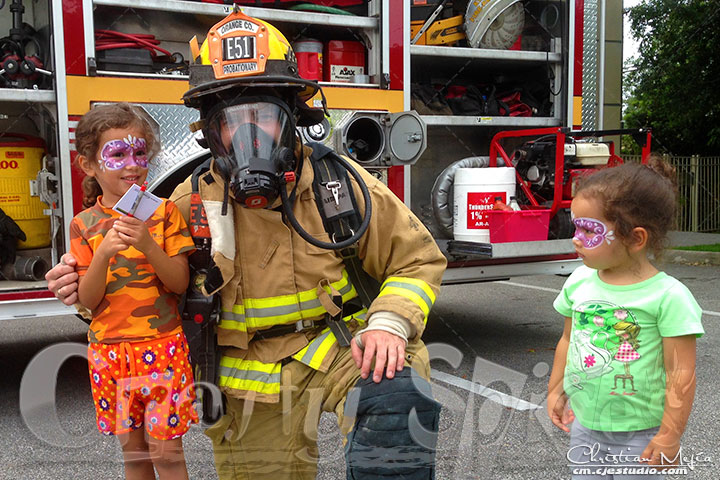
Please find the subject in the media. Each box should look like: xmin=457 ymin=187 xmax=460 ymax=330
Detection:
xmin=572 ymin=217 xmax=616 ymax=249
xmin=99 ymin=135 xmax=149 ymax=171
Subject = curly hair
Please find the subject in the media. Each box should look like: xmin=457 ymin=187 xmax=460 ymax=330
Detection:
xmin=74 ymin=103 xmax=159 ymax=208
xmin=574 ymin=154 xmax=678 ymax=258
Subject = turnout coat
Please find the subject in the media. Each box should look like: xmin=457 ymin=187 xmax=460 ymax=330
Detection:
xmin=170 ymin=144 xmax=447 ymax=403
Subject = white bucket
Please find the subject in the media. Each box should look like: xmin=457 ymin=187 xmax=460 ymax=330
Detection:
xmin=453 ymin=167 xmax=516 ymax=242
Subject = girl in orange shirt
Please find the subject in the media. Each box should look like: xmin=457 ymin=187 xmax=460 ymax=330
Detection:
xmin=70 ymin=103 xmax=197 ymax=480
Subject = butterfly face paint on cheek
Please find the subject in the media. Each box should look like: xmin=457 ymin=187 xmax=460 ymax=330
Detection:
xmin=572 ymin=217 xmax=616 ymax=249
xmin=98 ymin=136 xmax=149 ymax=171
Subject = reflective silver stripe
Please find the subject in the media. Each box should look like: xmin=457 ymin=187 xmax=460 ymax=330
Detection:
xmin=244 ymin=281 xmax=355 ymax=319
xmin=218 ymin=365 xmax=281 ymax=384
xmin=220 ymin=310 xmax=246 ymax=327
xmin=298 ymin=329 xmax=333 ymax=365
xmin=382 ymin=280 xmax=434 ymax=310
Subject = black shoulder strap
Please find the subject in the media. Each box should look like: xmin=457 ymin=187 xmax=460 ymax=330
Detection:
xmin=307 ymin=142 xmax=381 ymax=309
xmin=183 ymin=159 xmax=223 ymax=423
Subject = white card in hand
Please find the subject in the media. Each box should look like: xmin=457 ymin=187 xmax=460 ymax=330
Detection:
xmin=112 ymin=183 xmax=162 ymax=221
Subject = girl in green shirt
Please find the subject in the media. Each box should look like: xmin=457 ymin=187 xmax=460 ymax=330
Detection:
xmin=547 ymin=156 xmax=704 ymax=479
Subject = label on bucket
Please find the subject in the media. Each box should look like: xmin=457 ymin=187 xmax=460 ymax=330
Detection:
xmin=467 ymin=192 xmax=506 ymax=229
xmin=330 ymin=65 xmax=365 ymax=82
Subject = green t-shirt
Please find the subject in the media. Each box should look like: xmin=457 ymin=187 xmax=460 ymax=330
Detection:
xmin=553 ymin=265 xmax=704 ymax=432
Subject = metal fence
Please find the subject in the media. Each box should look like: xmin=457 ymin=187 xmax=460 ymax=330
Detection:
xmin=624 ymin=155 xmax=720 ymax=232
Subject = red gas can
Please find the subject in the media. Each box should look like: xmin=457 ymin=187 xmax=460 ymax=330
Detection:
xmin=324 ymin=40 xmax=365 ymax=83
xmin=293 ymin=39 xmax=323 ymax=81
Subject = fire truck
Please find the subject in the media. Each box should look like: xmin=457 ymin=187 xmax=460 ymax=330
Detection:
xmin=0 ymin=0 xmax=632 ymax=321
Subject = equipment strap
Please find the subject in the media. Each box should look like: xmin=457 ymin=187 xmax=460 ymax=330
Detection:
xmin=182 ymin=159 xmax=223 ymax=424
xmin=307 ymin=142 xmax=381 ymax=309
xmin=252 ymin=302 xmax=364 ymax=340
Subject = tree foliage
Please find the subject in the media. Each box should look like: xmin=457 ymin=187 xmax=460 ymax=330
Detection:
xmin=624 ymin=0 xmax=720 ymax=155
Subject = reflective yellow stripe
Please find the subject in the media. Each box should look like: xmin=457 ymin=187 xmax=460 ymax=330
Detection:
xmin=218 ymin=306 xmax=247 ymax=332
xmin=291 ymin=308 xmax=366 ymax=370
xmin=218 ymin=308 xmax=366 ymax=397
xmin=217 ymin=357 xmax=281 ymax=395
xmin=292 ymin=327 xmax=335 ymax=370
xmin=219 ymin=270 xmax=358 ymax=332
xmin=382 ymin=276 xmax=436 ymax=304
xmin=377 ymin=276 xmax=436 ymax=321
xmin=378 ymin=286 xmax=430 ymax=318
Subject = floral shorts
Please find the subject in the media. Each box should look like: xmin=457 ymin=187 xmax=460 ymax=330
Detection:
xmin=88 ymin=331 xmax=198 ymax=440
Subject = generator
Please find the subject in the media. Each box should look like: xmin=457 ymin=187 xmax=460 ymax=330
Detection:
xmin=489 ymin=127 xmax=653 ymax=238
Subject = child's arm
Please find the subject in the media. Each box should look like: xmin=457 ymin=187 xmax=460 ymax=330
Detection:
xmin=77 ymin=228 xmax=129 ymax=310
xmin=113 ymin=215 xmax=190 ymax=294
xmin=640 ymin=335 xmax=697 ymax=466
xmin=547 ymin=316 xmax=575 ymax=432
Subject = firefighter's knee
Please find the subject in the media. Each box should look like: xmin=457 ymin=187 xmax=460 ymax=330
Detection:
xmin=345 ymin=367 xmax=440 ymax=479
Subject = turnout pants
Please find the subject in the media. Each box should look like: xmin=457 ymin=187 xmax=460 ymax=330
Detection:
xmin=205 ymin=340 xmax=439 ymax=479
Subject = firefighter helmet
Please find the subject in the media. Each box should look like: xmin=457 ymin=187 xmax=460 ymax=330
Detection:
xmin=182 ymin=7 xmax=325 ymax=127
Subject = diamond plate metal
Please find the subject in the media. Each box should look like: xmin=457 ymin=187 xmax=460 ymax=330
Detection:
xmin=582 ymin=0 xmax=599 ymax=130
xmin=131 ymin=104 xmax=205 ymax=185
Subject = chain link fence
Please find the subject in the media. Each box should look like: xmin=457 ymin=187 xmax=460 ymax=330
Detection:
xmin=623 ymin=155 xmax=720 ymax=233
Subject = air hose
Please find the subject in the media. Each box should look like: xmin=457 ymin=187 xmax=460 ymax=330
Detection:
xmin=280 ymin=154 xmax=372 ymax=250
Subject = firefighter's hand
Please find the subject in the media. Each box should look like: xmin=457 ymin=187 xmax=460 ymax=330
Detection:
xmin=351 ymin=330 xmax=406 ymax=383
xmin=46 ymin=253 xmax=79 ymax=306
xmin=113 ymin=215 xmax=154 ymax=254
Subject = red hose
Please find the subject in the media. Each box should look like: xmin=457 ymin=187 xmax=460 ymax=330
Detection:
xmin=95 ymin=29 xmax=171 ymax=57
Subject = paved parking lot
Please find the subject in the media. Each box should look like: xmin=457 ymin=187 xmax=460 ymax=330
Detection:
xmin=1 ymin=262 xmax=718 ymax=479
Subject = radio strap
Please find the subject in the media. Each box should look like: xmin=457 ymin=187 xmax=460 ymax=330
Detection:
xmin=181 ymin=159 xmax=223 ymax=423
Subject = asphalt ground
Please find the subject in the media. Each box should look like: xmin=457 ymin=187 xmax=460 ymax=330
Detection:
xmin=1 ymin=260 xmax=718 ymax=479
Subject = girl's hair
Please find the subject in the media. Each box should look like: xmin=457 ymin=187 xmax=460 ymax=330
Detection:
xmin=74 ymin=103 xmax=160 ymax=207
xmin=575 ymin=154 xmax=678 ymax=257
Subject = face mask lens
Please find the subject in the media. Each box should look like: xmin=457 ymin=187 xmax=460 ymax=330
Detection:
xmin=205 ymin=101 xmax=294 ymax=172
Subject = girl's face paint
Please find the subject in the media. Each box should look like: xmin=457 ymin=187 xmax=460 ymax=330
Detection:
xmin=86 ymin=127 xmax=150 ymax=208
xmin=99 ymin=135 xmax=149 ymax=171
xmin=572 ymin=216 xmax=616 ymax=249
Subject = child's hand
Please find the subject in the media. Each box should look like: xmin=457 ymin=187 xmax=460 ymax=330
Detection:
xmin=113 ymin=215 xmax=155 ymax=254
xmin=547 ymin=391 xmax=575 ymax=432
xmin=96 ymin=226 xmax=129 ymax=261
xmin=640 ymin=433 xmax=681 ymax=469
xmin=95 ymin=227 xmax=129 ymax=262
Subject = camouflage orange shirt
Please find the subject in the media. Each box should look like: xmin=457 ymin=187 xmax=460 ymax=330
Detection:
xmin=70 ymin=197 xmax=195 ymax=343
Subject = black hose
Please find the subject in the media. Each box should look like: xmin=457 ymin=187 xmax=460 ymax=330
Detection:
xmin=280 ymin=155 xmax=372 ymax=250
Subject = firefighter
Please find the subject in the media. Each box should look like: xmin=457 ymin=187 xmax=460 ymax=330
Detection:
xmin=47 ymin=8 xmax=446 ymax=480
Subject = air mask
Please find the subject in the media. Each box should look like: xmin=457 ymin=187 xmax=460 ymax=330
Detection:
xmin=204 ymin=97 xmax=296 ymax=209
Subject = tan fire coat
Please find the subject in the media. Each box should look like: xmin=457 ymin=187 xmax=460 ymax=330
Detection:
xmin=171 ymin=144 xmax=447 ymax=402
